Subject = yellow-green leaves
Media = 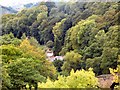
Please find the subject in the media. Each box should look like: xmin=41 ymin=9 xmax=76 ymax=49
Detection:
xmin=109 ymin=68 xmax=119 ymax=83
xmin=19 ymin=38 xmax=45 ymax=60
xmin=37 ymin=12 xmax=47 ymax=21
xmin=39 ymin=69 xmax=98 ymax=88
xmin=64 ymin=51 xmax=82 ymax=62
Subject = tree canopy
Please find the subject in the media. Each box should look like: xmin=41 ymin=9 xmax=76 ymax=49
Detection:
xmin=1 ymin=1 xmax=119 ymax=89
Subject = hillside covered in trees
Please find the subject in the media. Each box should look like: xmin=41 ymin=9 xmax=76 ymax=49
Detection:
xmin=1 ymin=1 xmax=120 ymax=89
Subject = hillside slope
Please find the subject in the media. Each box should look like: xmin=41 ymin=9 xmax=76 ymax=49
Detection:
xmin=0 ymin=5 xmax=17 ymax=15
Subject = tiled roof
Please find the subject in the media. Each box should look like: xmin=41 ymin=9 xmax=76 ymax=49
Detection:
xmin=97 ymin=74 xmax=120 ymax=88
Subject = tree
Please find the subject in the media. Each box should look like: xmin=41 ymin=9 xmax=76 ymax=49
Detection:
xmin=2 ymin=66 xmax=12 ymax=90
xmin=100 ymin=47 xmax=118 ymax=74
xmin=0 ymin=33 xmax=21 ymax=46
xmin=37 ymin=12 xmax=47 ymax=22
xmin=28 ymin=37 xmax=40 ymax=48
xmin=21 ymin=33 xmax=27 ymax=40
xmin=0 ymin=45 xmax=23 ymax=89
xmin=1 ymin=39 xmax=56 ymax=89
xmin=38 ymin=68 xmax=98 ymax=88
xmin=62 ymin=15 xmax=98 ymax=55
xmin=53 ymin=60 xmax=64 ymax=72
xmin=19 ymin=38 xmax=45 ymax=60
xmin=0 ymin=45 xmax=22 ymax=64
xmin=7 ymin=58 xmax=46 ymax=89
xmin=100 ymin=25 xmax=119 ymax=74
xmin=86 ymin=57 xmax=102 ymax=75
xmin=19 ymin=39 xmax=56 ymax=79
xmin=62 ymin=51 xmax=83 ymax=75
xmin=1 ymin=2 xmax=119 ymax=89
xmin=46 ymin=40 xmax=54 ymax=48
xmin=52 ymin=18 xmax=66 ymax=55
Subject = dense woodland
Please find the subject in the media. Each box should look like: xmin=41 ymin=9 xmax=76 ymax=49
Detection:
xmin=0 ymin=1 xmax=120 ymax=89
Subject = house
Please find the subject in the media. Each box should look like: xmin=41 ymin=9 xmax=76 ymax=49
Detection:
xmin=54 ymin=56 xmax=64 ymax=61
xmin=46 ymin=48 xmax=64 ymax=61
xmin=46 ymin=48 xmax=54 ymax=57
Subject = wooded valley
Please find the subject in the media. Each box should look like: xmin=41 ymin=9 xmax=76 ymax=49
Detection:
xmin=0 ymin=1 xmax=120 ymax=89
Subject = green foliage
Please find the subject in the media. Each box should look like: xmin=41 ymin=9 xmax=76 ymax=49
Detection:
xmin=0 ymin=45 xmax=22 ymax=64
xmin=62 ymin=51 xmax=83 ymax=75
xmin=86 ymin=57 xmax=102 ymax=75
xmin=1 ymin=39 xmax=56 ymax=89
xmin=37 ymin=12 xmax=47 ymax=21
xmin=77 ymin=19 xmax=96 ymax=46
xmin=53 ymin=60 xmax=64 ymax=72
xmin=61 ymin=5 xmax=119 ymax=74
xmin=19 ymin=39 xmax=57 ymax=79
xmin=64 ymin=51 xmax=82 ymax=62
xmin=46 ymin=40 xmax=54 ymax=48
xmin=0 ymin=33 xmax=21 ymax=46
xmin=39 ymin=68 xmax=98 ymax=88
xmin=101 ymin=47 xmax=118 ymax=74
xmin=2 ymin=2 xmax=118 ymax=54
xmin=21 ymin=33 xmax=27 ymax=40
xmin=0 ymin=44 xmax=23 ymax=89
xmin=1 ymin=2 xmax=119 ymax=89
xmin=62 ymin=15 xmax=98 ymax=54
xmin=19 ymin=39 xmax=45 ymax=60
xmin=8 ymin=58 xmax=46 ymax=89
xmin=2 ymin=66 xmax=12 ymax=90
xmin=28 ymin=37 xmax=40 ymax=48
xmin=100 ymin=25 xmax=119 ymax=74
xmin=52 ymin=18 xmax=66 ymax=55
